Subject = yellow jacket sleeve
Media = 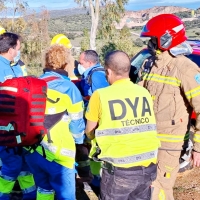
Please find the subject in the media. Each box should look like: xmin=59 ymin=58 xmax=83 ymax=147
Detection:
xmin=85 ymin=90 xmax=101 ymax=122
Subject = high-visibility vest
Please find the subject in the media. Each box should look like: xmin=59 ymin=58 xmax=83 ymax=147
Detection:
xmin=90 ymin=80 xmax=160 ymax=168
xmin=36 ymin=89 xmax=76 ymax=169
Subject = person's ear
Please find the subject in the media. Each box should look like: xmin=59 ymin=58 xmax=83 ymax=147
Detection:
xmin=107 ymin=68 xmax=112 ymax=76
xmin=8 ymin=48 xmax=13 ymax=55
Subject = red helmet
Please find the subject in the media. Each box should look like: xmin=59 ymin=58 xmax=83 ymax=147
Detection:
xmin=140 ymin=14 xmax=187 ymax=51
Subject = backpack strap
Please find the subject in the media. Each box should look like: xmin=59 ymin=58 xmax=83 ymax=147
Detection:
xmin=41 ymin=76 xmax=66 ymax=144
xmin=86 ymin=67 xmax=105 ymax=87
xmin=42 ymin=76 xmax=61 ymax=103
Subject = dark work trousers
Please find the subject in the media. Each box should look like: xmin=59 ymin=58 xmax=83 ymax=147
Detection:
xmin=99 ymin=163 xmax=157 ymax=200
xmin=75 ymin=144 xmax=91 ymax=178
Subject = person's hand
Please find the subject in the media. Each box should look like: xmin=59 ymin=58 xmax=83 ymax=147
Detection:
xmin=84 ymin=134 xmax=91 ymax=145
xmin=192 ymin=150 xmax=200 ymax=167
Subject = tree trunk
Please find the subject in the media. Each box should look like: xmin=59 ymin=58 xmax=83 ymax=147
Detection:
xmin=88 ymin=0 xmax=99 ymax=50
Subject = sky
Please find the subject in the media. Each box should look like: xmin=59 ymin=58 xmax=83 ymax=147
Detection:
xmin=25 ymin=0 xmax=200 ymax=11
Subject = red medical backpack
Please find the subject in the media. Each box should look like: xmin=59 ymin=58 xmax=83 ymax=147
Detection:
xmin=0 ymin=76 xmax=47 ymax=147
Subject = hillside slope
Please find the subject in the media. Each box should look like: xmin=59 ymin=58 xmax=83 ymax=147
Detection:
xmin=116 ymin=6 xmax=192 ymax=29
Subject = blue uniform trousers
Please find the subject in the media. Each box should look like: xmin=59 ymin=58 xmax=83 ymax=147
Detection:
xmin=0 ymin=147 xmax=36 ymax=200
xmin=25 ymin=151 xmax=76 ymax=200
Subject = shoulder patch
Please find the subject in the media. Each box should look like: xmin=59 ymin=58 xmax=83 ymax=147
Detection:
xmin=195 ymin=74 xmax=200 ymax=84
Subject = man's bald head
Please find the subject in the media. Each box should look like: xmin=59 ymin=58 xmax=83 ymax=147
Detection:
xmin=104 ymin=50 xmax=131 ymax=76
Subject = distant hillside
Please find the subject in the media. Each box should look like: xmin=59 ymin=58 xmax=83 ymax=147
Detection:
xmin=47 ymin=6 xmax=200 ymax=36
xmin=116 ymin=6 xmax=191 ymax=29
xmin=48 ymin=7 xmax=89 ymax=19
xmin=48 ymin=14 xmax=91 ymax=35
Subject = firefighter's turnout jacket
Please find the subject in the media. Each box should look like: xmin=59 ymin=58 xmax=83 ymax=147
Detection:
xmin=139 ymin=51 xmax=200 ymax=152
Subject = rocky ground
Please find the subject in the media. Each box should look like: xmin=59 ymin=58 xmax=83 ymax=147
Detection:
xmin=77 ymin=167 xmax=200 ymax=200
xmin=10 ymin=167 xmax=200 ymax=200
xmin=174 ymin=167 xmax=200 ymax=200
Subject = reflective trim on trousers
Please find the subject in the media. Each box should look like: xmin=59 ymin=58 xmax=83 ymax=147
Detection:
xmin=38 ymin=187 xmax=54 ymax=194
xmin=37 ymin=187 xmax=54 ymax=200
xmin=158 ymin=133 xmax=189 ymax=143
xmin=0 ymin=174 xmax=15 ymax=182
xmin=159 ymin=189 xmax=166 ymax=200
xmin=101 ymin=150 xmax=158 ymax=165
xmin=72 ymin=131 xmax=84 ymax=139
xmin=96 ymin=124 xmax=157 ymax=137
xmin=68 ymin=111 xmax=84 ymax=120
xmin=0 ymin=176 xmax=15 ymax=194
xmin=18 ymin=172 xmax=35 ymax=191
xmin=22 ymin=185 xmax=37 ymax=194
xmin=19 ymin=171 xmax=32 ymax=177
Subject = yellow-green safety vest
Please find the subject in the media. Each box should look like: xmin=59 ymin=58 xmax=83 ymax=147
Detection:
xmin=90 ymin=80 xmax=160 ymax=168
xmin=36 ymin=89 xmax=76 ymax=169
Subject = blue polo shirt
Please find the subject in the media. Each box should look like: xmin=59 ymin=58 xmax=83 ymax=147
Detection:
xmin=0 ymin=55 xmax=23 ymax=82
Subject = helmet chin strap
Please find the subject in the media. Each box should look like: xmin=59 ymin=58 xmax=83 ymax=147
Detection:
xmin=147 ymin=39 xmax=159 ymax=56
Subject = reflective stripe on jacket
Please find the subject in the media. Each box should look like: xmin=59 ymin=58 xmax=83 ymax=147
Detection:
xmin=90 ymin=79 xmax=160 ymax=168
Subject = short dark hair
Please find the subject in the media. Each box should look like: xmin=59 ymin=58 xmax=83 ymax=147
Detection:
xmin=83 ymin=50 xmax=99 ymax=64
xmin=0 ymin=32 xmax=20 ymax=53
xmin=105 ymin=50 xmax=131 ymax=76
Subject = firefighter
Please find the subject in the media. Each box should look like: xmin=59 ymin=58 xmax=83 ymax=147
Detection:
xmin=0 ymin=32 xmax=36 ymax=200
xmin=139 ymin=14 xmax=200 ymax=200
xmin=24 ymin=44 xmax=85 ymax=200
xmin=85 ymin=50 xmax=160 ymax=200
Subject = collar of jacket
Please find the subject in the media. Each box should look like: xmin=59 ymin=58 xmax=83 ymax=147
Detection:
xmin=155 ymin=51 xmax=176 ymax=71
xmin=43 ymin=68 xmax=69 ymax=78
xmin=83 ymin=63 xmax=102 ymax=78
xmin=0 ymin=55 xmax=12 ymax=65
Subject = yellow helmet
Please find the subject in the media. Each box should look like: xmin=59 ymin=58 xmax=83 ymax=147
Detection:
xmin=51 ymin=34 xmax=72 ymax=49
xmin=0 ymin=26 xmax=6 ymax=35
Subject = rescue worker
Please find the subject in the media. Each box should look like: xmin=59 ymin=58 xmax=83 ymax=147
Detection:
xmin=24 ymin=44 xmax=85 ymax=200
xmin=51 ymin=33 xmax=91 ymax=186
xmin=76 ymin=50 xmax=109 ymax=189
xmin=0 ymin=25 xmax=27 ymax=76
xmin=85 ymin=50 xmax=160 ymax=200
xmin=51 ymin=33 xmax=77 ymax=80
xmin=0 ymin=32 xmax=36 ymax=199
xmin=77 ymin=50 xmax=109 ymax=106
xmin=138 ymin=14 xmax=200 ymax=200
